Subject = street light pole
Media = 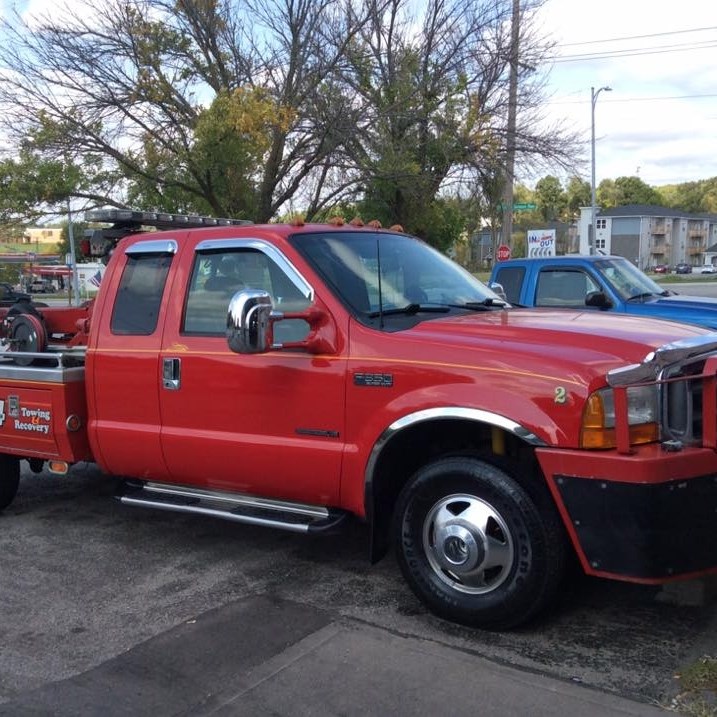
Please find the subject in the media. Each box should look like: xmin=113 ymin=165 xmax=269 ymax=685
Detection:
xmin=590 ymin=85 xmax=611 ymax=254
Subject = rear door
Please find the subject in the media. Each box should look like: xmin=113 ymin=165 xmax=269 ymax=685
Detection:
xmin=87 ymin=239 xmax=177 ymax=479
xmin=158 ymin=237 xmax=347 ymax=506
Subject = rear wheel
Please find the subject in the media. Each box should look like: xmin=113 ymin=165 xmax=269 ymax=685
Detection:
xmin=0 ymin=454 xmax=20 ymax=511
xmin=393 ymin=456 xmax=566 ymax=629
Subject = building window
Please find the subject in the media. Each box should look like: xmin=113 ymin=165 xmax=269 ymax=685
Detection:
xmin=596 ymin=219 xmax=607 ymax=230
xmin=595 ymin=238 xmax=606 ymax=250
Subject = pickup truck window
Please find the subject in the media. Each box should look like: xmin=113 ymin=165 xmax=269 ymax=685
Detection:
xmin=111 ymin=253 xmax=173 ymax=335
xmin=294 ymin=231 xmax=498 ymax=323
xmin=183 ymin=248 xmax=311 ymax=341
xmin=597 ymin=258 xmax=664 ymax=301
xmin=535 ymin=269 xmax=600 ymax=307
xmin=492 ymin=266 xmax=524 ymax=305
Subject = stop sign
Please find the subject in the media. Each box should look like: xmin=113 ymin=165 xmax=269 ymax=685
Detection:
xmin=496 ymin=244 xmax=511 ymax=261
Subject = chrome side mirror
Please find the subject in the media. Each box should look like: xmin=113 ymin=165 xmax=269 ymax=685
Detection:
xmin=227 ymin=290 xmax=274 ymax=354
xmin=489 ymin=282 xmax=507 ymax=302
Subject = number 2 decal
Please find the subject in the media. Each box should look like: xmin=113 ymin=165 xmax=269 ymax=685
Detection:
xmin=554 ymin=387 xmax=567 ymax=404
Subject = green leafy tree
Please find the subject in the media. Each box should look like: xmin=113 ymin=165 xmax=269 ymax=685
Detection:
xmin=0 ymin=0 xmax=372 ymax=221
xmin=534 ymin=175 xmax=566 ymax=221
xmin=0 ymin=150 xmax=84 ymax=224
xmin=565 ymin=176 xmax=591 ymax=218
xmin=597 ymin=178 xmax=617 ymax=209
xmin=612 ymin=176 xmax=663 ymax=206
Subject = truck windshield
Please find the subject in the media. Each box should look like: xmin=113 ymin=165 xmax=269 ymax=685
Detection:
xmin=293 ymin=231 xmax=501 ymax=323
xmin=596 ymin=257 xmax=666 ymax=301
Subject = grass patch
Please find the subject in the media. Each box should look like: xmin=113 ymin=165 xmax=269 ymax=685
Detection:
xmin=670 ymin=656 xmax=717 ymax=716
xmin=678 ymin=657 xmax=717 ymax=693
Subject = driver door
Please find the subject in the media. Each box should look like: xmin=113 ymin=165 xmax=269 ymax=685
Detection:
xmin=158 ymin=238 xmax=347 ymax=506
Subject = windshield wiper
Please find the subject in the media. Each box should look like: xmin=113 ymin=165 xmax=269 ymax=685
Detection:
xmin=626 ymin=292 xmax=659 ymax=303
xmin=366 ymin=303 xmax=451 ymax=318
xmin=449 ymin=298 xmax=508 ymax=310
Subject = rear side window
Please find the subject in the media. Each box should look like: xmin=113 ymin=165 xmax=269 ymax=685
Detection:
xmin=492 ymin=266 xmax=524 ymax=305
xmin=111 ymin=254 xmax=173 ymax=335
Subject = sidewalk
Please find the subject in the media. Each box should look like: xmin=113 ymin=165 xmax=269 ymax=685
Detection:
xmin=0 ymin=595 xmax=667 ymax=716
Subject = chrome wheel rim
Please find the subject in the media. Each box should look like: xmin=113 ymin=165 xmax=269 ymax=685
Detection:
xmin=422 ymin=494 xmax=515 ymax=594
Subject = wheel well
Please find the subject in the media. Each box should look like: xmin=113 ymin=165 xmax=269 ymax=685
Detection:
xmin=367 ymin=418 xmax=548 ymax=562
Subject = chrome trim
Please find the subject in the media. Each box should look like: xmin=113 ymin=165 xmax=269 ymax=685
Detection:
xmin=0 ymin=350 xmax=86 ymax=383
xmin=365 ymin=407 xmax=545 ymax=488
xmin=143 ymin=482 xmax=329 ymax=519
xmin=608 ymin=335 xmax=717 ymax=387
xmin=194 ymin=238 xmax=314 ymax=301
xmin=120 ymin=496 xmax=313 ymax=533
xmin=125 ymin=239 xmax=178 ymax=255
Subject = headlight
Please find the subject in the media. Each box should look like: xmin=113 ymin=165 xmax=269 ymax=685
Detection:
xmin=581 ymin=385 xmax=659 ymax=449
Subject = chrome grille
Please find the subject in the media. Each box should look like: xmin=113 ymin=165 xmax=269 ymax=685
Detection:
xmin=661 ymin=359 xmax=707 ymax=444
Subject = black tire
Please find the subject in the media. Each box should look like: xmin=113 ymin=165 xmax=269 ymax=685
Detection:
xmin=0 ymin=454 xmax=20 ymax=511
xmin=393 ymin=457 xmax=566 ymax=630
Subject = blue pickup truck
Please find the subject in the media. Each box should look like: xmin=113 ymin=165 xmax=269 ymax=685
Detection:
xmin=489 ymin=255 xmax=717 ymax=329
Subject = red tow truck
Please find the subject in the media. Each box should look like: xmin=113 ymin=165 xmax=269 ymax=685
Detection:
xmin=0 ymin=209 xmax=715 ymax=629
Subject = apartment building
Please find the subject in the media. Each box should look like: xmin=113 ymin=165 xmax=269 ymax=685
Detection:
xmin=577 ymin=204 xmax=717 ymax=270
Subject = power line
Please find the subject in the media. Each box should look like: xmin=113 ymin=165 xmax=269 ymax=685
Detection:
xmin=560 ymin=25 xmax=717 ymax=47
xmin=549 ymin=92 xmax=717 ymax=106
xmin=554 ymin=40 xmax=717 ymax=63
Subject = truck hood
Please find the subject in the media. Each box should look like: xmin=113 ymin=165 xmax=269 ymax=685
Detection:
xmin=636 ymin=292 xmax=717 ymax=329
xmin=405 ymin=307 xmax=711 ymax=385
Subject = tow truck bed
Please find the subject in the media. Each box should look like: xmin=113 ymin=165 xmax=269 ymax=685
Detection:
xmin=0 ymin=349 xmax=91 ymax=463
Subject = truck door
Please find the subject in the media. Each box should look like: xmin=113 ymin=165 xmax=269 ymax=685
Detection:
xmin=159 ymin=239 xmax=346 ymax=507
xmin=87 ymin=239 xmax=177 ymax=480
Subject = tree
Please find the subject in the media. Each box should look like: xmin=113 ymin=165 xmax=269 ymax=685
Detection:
xmin=565 ymin=176 xmax=590 ymax=219
xmin=598 ymin=176 xmax=663 ymax=209
xmin=336 ymin=0 xmax=582 ymax=247
xmin=0 ymin=151 xmax=85 ymax=225
xmin=0 ymin=0 xmax=372 ymax=222
xmin=0 ymin=0 xmax=583 ymax=234
xmin=534 ymin=175 xmax=565 ymax=221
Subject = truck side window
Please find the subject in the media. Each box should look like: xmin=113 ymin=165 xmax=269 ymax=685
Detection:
xmin=535 ymin=269 xmax=599 ymax=307
xmin=111 ymin=254 xmax=172 ymax=335
xmin=183 ymin=249 xmax=311 ymax=342
xmin=492 ymin=267 xmax=524 ymax=305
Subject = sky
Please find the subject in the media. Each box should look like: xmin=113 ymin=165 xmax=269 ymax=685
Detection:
xmin=533 ymin=0 xmax=717 ymax=188
xmin=1 ymin=0 xmax=716 ymax=190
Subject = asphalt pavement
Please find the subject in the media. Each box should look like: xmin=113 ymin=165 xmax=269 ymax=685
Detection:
xmin=1 ymin=465 xmax=715 ymax=716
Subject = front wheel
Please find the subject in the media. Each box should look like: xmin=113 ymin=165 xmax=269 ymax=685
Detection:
xmin=0 ymin=454 xmax=20 ymax=511
xmin=393 ymin=457 xmax=566 ymax=629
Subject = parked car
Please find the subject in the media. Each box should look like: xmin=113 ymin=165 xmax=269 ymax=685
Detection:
xmin=675 ymin=262 xmax=693 ymax=274
xmin=29 ymin=279 xmax=53 ymax=293
xmin=0 ymin=283 xmax=32 ymax=306
xmin=652 ymin=264 xmax=670 ymax=274
xmin=699 ymin=264 xmax=717 ymax=274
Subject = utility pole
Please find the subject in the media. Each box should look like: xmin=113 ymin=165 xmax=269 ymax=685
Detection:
xmin=501 ymin=0 xmax=520 ymax=251
xmin=67 ymin=199 xmax=80 ymax=306
xmin=590 ymin=86 xmax=611 ymax=255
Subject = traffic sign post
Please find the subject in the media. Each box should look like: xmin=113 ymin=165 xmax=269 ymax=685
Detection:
xmin=497 ymin=244 xmax=512 ymax=262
